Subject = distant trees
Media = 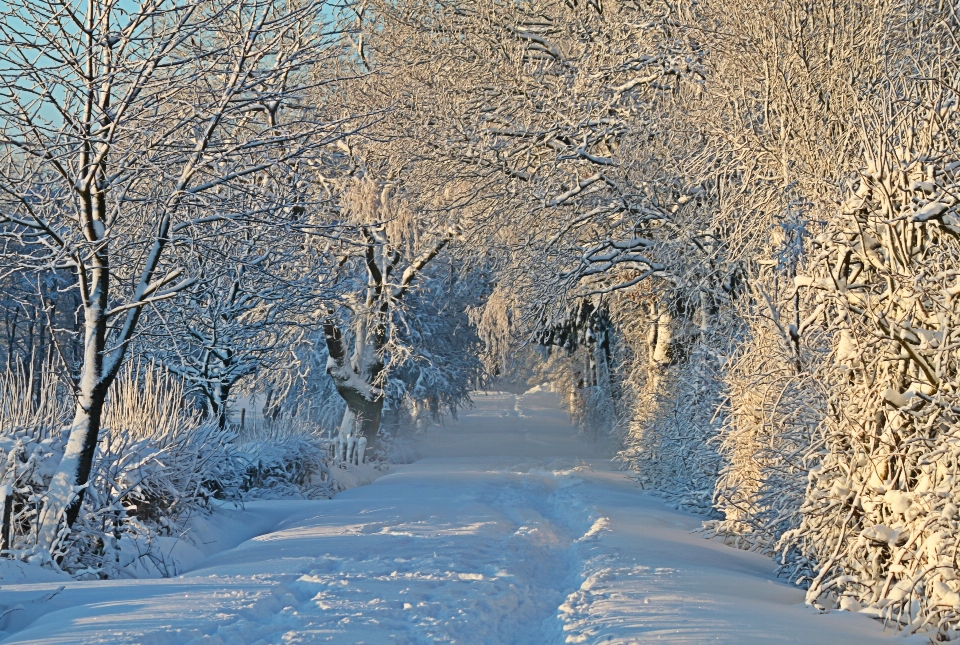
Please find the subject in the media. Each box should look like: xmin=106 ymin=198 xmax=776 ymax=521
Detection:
xmin=352 ymin=0 xmax=713 ymax=444
xmin=0 ymin=263 xmax=81 ymax=380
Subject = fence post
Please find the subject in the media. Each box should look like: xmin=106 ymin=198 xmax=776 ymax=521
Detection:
xmin=0 ymin=484 xmax=12 ymax=556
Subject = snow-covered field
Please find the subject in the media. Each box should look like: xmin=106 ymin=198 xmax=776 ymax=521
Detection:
xmin=0 ymin=392 xmax=909 ymax=644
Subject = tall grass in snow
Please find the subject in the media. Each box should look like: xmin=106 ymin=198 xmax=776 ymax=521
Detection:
xmin=0 ymin=362 xmax=339 ymax=578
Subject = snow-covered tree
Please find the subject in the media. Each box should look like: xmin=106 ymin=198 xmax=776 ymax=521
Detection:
xmin=319 ymin=178 xmax=460 ymax=455
xmin=0 ymin=0 xmax=350 ymax=557
xmin=145 ymin=202 xmax=331 ymax=426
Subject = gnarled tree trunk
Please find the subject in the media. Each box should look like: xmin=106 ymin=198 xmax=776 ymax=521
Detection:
xmin=323 ymin=318 xmax=386 ymax=458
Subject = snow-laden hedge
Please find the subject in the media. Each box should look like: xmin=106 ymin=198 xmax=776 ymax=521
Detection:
xmin=0 ymin=364 xmax=338 ymax=578
xmin=599 ymin=65 xmax=960 ymax=644
xmin=616 ymin=338 xmax=725 ymax=516
xmin=782 ymin=99 xmax=960 ymax=635
xmin=236 ymin=424 xmax=340 ymax=500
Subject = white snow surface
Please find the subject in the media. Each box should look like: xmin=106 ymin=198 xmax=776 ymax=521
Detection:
xmin=0 ymin=392 xmax=908 ymax=644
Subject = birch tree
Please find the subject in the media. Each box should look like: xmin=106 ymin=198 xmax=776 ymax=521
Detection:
xmin=0 ymin=0 xmax=349 ymax=559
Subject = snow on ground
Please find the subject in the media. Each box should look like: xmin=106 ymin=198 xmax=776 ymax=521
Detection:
xmin=0 ymin=392 xmax=913 ymax=644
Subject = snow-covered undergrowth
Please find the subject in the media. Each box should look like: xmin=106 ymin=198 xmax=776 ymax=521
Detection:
xmin=616 ymin=338 xmax=726 ymax=517
xmin=0 ymin=365 xmax=342 ymax=580
xmin=781 ymin=105 xmax=960 ymax=635
xmin=236 ymin=424 xmax=340 ymax=501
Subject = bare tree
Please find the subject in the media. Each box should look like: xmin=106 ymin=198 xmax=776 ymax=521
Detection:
xmin=146 ymin=197 xmax=332 ymax=427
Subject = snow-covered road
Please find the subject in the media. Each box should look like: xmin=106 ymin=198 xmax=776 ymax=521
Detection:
xmin=0 ymin=392 xmax=904 ymax=644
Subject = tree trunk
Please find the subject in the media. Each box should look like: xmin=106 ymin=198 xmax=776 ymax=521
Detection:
xmin=206 ymin=381 xmax=232 ymax=430
xmin=337 ymin=393 xmax=384 ymax=452
xmin=36 ymin=257 xmax=112 ymax=556
xmin=331 ymin=372 xmax=384 ymax=459
xmin=321 ymin=224 xmax=451 ymax=460
xmin=651 ymin=309 xmax=673 ymax=366
xmin=324 ymin=320 xmax=384 ymax=461
xmin=42 ymin=397 xmax=106 ymax=529
xmin=36 ymin=342 xmax=109 ymax=555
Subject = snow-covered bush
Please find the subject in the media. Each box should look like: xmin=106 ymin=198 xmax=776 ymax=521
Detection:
xmin=775 ymin=92 xmax=960 ymax=636
xmin=705 ymin=281 xmax=832 ymax=553
xmin=384 ymin=261 xmax=486 ymax=433
xmin=603 ymin=278 xmax=726 ymax=515
xmin=617 ymin=349 xmax=724 ymax=514
xmin=8 ymin=364 xmax=245 ymax=575
xmin=0 ymin=365 xmax=69 ymax=559
xmin=0 ymin=362 xmax=342 ymax=578
xmin=236 ymin=419 xmax=340 ymax=500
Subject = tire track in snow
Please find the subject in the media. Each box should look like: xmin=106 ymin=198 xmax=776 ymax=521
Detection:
xmin=179 ymin=462 xmax=599 ymax=645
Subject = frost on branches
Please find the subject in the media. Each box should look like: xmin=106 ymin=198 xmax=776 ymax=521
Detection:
xmin=780 ymin=98 xmax=960 ymax=636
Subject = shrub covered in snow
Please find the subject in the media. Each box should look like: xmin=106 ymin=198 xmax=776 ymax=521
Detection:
xmin=0 ymin=364 xmax=340 ymax=578
xmin=236 ymin=421 xmax=340 ymax=500
xmin=777 ymin=99 xmax=960 ymax=636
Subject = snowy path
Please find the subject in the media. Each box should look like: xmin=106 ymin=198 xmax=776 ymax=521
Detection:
xmin=0 ymin=392 xmax=902 ymax=644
